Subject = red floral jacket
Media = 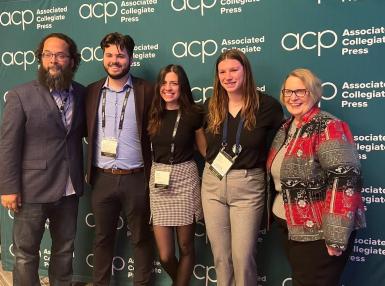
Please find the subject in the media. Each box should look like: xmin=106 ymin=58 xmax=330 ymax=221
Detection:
xmin=266 ymin=106 xmax=366 ymax=250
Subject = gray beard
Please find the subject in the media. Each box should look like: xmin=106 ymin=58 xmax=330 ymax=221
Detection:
xmin=38 ymin=65 xmax=74 ymax=91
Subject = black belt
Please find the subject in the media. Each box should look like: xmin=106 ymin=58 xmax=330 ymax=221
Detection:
xmin=95 ymin=166 xmax=144 ymax=175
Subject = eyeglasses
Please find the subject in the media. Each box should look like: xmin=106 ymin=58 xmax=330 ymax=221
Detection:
xmin=282 ymin=89 xmax=309 ymax=98
xmin=41 ymin=52 xmax=70 ymax=61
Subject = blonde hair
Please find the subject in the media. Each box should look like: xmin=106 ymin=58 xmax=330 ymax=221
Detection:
xmin=280 ymin=68 xmax=322 ymax=105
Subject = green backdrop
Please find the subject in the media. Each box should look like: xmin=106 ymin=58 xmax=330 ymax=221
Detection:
xmin=1 ymin=1 xmax=384 ymax=285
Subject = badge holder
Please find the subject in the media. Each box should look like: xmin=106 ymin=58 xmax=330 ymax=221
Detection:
xmin=154 ymin=163 xmax=172 ymax=188
xmin=209 ymin=147 xmax=236 ymax=180
xmin=209 ymin=115 xmax=243 ymax=180
xmin=152 ymin=110 xmax=181 ymax=189
xmin=101 ymin=138 xmax=118 ymax=158
xmin=99 ymin=88 xmax=131 ymax=159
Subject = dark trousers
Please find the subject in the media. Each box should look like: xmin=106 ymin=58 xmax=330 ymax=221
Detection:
xmin=12 ymin=195 xmax=79 ymax=286
xmin=275 ymin=216 xmax=354 ymax=286
xmin=91 ymin=170 xmax=154 ymax=286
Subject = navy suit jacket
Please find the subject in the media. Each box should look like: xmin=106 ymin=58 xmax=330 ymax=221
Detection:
xmin=0 ymin=80 xmax=86 ymax=203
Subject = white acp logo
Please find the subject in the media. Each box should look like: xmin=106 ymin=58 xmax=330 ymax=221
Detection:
xmin=3 ymin=91 xmax=9 ymax=102
xmin=193 ymin=264 xmax=217 ymax=286
xmin=281 ymin=30 xmax=338 ymax=56
xmin=1 ymin=50 xmax=35 ymax=70
xmin=282 ymin=277 xmax=292 ymax=286
xmin=192 ymin=86 xmax=213 ymax=103
xmin=194 ymin=220 xmax=209 ymax=244
xmin=172 ymin=40 xmax=217 ymax=63
xmin=85 ymin=213 xmax=124 ymax=229
xmin=321 ymin=82 xmax=338 ymax=101
xmin=81 ymin=46 xmax=103 ymax=62
xmin=171 ymin=0 xmax=217 ymax=16
xmin=0 ymin=10 xmax=34 ymax=30
xmin=79 ymin=2 xmax=118 ymax=24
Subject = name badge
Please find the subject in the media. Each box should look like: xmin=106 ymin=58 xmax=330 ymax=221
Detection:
xmin=209 ymin=150 xmax=235 ymax=180
xmin=154 ymin=170 xmax=171 ymax=188
xmin=101 ymin=138 xmax=118 ymax=158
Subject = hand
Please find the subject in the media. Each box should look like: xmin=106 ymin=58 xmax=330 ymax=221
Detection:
xmin=326 ymin=244 xmax=343 ymax=256
xmin=1 ymin=194 xmax=21 ymax=212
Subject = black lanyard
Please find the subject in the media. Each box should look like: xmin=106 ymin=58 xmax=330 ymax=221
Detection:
xmin=101 ymin=87 xmax=131 ymax=134
xmin=221 ymin=114 xmax=244 ymax=157
xmin=151 ymin=110 xmax=182 ymax=164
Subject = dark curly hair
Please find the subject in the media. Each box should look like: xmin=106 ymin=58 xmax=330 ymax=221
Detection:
xmin=35 ymin=33 xmax=81 ymax=72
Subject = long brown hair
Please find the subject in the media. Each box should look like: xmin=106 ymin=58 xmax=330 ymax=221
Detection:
xmin=148 ymin=64 xmax=197 ymax=136
xmin=208 ymin=49 xmax=260 ymax=134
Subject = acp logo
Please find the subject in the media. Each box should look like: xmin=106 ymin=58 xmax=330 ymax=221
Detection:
xmin=86 ymin=254 xmax=135 ymax=275
xmin=81 ymin=46 xmax=103 ymax=62
xmin=1 ymin=50 xmax=36 ymax=71
xmin=282 ymin=277 xmax=292 ymax=286
xmin=0 ymin=9 xmax=34 ymax=30
xmin=4 ymin=91 xmax=8 ymax=102
xmin=79 ymin=1 xmax=118 ymax=24
xmin=85 ymin=213 xmax=124 ymax=229
xmin=172 ymin=39 xmax=217 ymax=63
xmin=281 ymin=30 xmax=338 ymax=56
xmin=171 ymin=0 xmax=217 ymax=16
xmin=321 ymin=82 xmax=338 ymax=101
xmin=193 ymin=264 xmax=217 ymax=286
xmin=194 ymin=220 xmax=210 ymax=244
xmin=192 ymin=86 xmax=213 ymax=103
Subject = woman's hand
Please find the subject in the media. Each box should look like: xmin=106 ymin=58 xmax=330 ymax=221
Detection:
xmin=326 ymin=244 xmax=343 ymax=256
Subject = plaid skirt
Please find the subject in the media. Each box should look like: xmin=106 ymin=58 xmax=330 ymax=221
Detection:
xmin=149 ymin=160 xmax=203 ymax=226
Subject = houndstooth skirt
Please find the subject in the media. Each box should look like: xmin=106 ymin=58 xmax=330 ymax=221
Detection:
xmin=149 ymin=160 xmax=203 ymax=226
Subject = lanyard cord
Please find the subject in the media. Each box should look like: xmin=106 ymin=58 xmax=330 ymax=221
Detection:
xmin=221 ymin=115 xmax=244 ymax=157
xmin=151 ymin=110 xmax=182 ymax=164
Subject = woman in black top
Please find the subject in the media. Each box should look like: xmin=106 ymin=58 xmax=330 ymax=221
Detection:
xmin=201 ymin=49 xmax=283 ymax=286
xmin=148 ymin=64 xmax=206 ymax=285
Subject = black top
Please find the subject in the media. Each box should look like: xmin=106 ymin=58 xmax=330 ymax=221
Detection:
xmin=204 ymin=94 xmax=283 ymax=169
xmin=150 ymin=107 xmax=204 ymax=164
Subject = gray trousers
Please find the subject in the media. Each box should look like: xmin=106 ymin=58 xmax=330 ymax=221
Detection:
xmin=201 ymin=164 xmax=265 ymax=286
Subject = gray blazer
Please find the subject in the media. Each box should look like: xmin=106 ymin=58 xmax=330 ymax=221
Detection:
xmin=0 ymin=80 xmax=86 ymax=203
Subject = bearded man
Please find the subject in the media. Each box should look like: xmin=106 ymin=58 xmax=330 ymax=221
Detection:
xmin=0 ymin=33 xmax=86 ymax=286
xmin=85 ymin=32 xmax=154 ymax=286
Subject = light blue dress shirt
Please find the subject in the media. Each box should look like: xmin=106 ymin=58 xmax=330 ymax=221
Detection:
xmin=94 ymin=75 xmax=144 ymax=170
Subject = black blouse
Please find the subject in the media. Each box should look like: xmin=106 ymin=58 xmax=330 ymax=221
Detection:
xmin=205 ymin=94 xmax=283 ymax=169
xmin=150 ymin=107 xmax=204 ymax=164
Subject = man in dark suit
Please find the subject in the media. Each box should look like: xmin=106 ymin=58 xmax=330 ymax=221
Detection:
xmin=0 ymin=33 xmax=85 ymax=285
xmin=85 ymin=32 xmax=154 ymax=286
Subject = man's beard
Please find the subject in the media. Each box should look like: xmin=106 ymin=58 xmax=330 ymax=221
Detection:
xmin=38 ymin=64 xmax=74 ymax=91
xmin=104 ymin=63 xmax=130 ymax=80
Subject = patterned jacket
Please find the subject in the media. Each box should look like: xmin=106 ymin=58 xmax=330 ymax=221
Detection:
xmin=266 ymin=106 xmax=366 ymax=250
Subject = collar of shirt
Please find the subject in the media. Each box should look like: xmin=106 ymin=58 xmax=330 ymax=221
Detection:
xmin=102 ymin=74 xmax=133 ymax=93
xmin=50 ymin=84 xmax=74 ymax=96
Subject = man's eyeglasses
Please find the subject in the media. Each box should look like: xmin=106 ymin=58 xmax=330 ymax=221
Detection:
xmin=41 ymin=52 xmax=70 ymax=61
xmin=282 ymin=89 xmax=309 ymax=98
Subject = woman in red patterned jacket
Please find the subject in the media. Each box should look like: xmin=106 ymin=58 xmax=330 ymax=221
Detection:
xmin=266 ymin=68 xmax=366 ymax=286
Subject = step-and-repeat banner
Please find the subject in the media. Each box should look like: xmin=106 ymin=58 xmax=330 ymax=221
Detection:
xmin=1 ymin=1 xmax=384 ymax=285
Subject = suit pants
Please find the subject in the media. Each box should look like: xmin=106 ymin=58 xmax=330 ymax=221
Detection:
xmin=91 ymin=169 xmax=154 ymax=286
xmin=12 ymin=194 xmax=79 ymax=286
xmin=275 ymin=215 xmax=355 ymax=286
xmin=201 ymin=165 xmax=265 ymax=286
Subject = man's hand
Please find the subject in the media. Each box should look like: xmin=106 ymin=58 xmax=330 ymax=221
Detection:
xmin=326 ymin=244 xmax=343 ymax=256
xmin=1 ymin=194 xmax=21 ymax=212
